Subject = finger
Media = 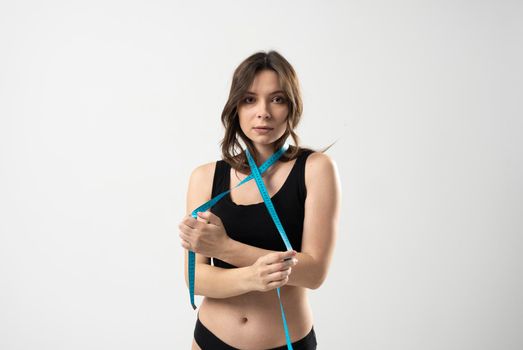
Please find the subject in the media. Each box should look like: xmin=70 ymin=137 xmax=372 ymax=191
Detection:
xmin=179 ymin=233 xmax=195 ymax=250
xmin=266 ymin=276 xmax=289 ymax=289
xmin=179 ymin=231 xmax=191 ymax=241
xmin=197 ymin=211 xmax=213 ymax=225
xmin=265 ymin=262 xmax=290 ymax=274
xmin=195 ymin=215 xmax=208 ymax=224
xmin=287 ymin=258 xmax=298 ymax=266
xmin=184 ymin=219 xmax=206 ymax=231
xmin=268 ymin=267 xmax=291 ymax=279
xmin=281 ymin=257 xmax=298 ymax=267
xmin=179 ymin=222 xmax=196 ymax=234
xmin=191 ymin=217 xmax=207 ymax=228
xmin=265 ymin=250 xmax=297 ymax=265
xmin=282 ymin=251 xmax=297 ymax=262
xmin=183 ymin=216 xmax=198 ymax=229
xmin=180 ymin=239 xmax=191 ymax=250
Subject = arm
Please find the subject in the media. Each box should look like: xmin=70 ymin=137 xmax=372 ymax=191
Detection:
xmin=183 ymin=163 xmax=253 ymax=298
xmin=218 ymin=152 xmax=341 ymax=290
xmin=184 ymin=249 xmax=252 ymax=298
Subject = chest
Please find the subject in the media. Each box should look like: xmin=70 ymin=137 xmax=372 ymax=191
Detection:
xmin=228 ymin=159 xmax=297 ymax=206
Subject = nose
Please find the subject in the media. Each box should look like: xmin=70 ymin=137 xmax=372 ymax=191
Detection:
xmin=257 ymin=100 xmax=271 ymax=119
xmin=258 ymin=113 xmax=271 ymax=119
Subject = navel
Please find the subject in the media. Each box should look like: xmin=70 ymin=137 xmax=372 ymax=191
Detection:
xmin=240 ymin=316 xmax=248 ymax=323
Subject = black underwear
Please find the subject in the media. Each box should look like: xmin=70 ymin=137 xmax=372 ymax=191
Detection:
xmin=193 ymin=314 xmax=317 ymax=350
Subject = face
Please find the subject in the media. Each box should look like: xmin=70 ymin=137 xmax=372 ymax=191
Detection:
xmin=237 ymin=69 xmax=289 ymax=148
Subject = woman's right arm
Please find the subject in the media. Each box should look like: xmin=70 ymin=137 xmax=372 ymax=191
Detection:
xmin=182 ymin=163 xmax=251 ymax=298
xmin=182 ymin=163 xmax=293 ymax=298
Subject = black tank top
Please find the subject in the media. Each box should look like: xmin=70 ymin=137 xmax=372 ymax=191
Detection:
xmin=210 ymin=149 xmax=314 ymax=269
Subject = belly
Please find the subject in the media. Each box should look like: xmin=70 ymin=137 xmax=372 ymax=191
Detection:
xmin=197 ymin=285 xmax=313 ymax=349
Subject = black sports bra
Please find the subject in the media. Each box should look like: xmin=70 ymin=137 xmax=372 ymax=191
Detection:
xmin=209 ymin=149 xmax=314 ymax=268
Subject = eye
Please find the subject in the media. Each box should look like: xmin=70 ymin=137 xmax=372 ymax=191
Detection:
xmin=273 ymin=96 xmax=286 ymax=103
xmin=241 ymin=96 xmax=286 ymax=104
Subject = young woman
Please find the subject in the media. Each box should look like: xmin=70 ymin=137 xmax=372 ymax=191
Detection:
xmin=178 ymin=50 xmax=341 ymax=350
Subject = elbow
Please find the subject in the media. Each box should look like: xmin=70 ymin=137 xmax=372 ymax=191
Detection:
xmin=309 ymin=278 xmax=323 ymax=290
xmin=309 ymin=269 xmax=328 ymax=290
xmin=184 ymin=263 xmax=206 ymax=296
xmin=184 ymin=264 xmax=194 ymax=290
xmin=184 ymin=269 xmax=199 ymax=294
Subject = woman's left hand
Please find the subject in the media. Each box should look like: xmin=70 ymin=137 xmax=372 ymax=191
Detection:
xmin=178 ymin=211 xmax=230 ymax=258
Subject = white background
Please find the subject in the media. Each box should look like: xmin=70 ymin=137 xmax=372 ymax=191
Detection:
xmin=1 ymin=0 xmax=522 ymax=349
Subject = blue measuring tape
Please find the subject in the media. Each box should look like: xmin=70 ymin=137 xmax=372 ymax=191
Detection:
xmin=187 ymin=141 xmax=295 ymax=350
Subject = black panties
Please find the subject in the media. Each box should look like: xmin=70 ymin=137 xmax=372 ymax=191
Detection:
xmin=194 ymin=314 xmax=317 ymax=350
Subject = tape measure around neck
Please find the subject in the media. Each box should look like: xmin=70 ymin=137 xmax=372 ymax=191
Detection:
xmin=186 ymin=142 xmax=294 ymax=350
xmin=188 ymin=142 xmax=290 ymax=308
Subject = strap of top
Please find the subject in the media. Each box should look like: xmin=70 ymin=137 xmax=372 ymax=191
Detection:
xmin=296 ymin=149 xmax=314 ymax=202
xmin=211 ymin=160 xmax=229 ymax=198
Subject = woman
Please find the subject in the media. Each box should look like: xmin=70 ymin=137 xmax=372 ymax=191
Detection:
xmin=178 ymin=50 xmax=340 ymax=350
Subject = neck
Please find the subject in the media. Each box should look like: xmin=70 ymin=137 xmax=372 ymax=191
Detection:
xmin=252 ymin=144 xmax=277 ymax=166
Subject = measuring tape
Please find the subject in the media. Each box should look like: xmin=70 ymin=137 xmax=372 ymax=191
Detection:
xmin=187 ymin=141 xmax=295 ymax=350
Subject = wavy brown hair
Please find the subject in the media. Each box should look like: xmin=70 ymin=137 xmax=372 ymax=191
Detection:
xmin=220 ymin=50 xmax=335 ymax=173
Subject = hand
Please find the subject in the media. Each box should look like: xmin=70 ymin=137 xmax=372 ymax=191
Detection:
xmin=247 ymin=250 xmax=298 ymax=292
xmin=178 ymin=210 xmax=230 ymax=258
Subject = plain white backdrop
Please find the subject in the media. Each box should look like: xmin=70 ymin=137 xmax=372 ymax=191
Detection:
xmin=1 ymin=0 xmax=522 ymax=349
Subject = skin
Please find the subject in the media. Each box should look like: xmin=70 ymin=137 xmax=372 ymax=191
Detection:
xmin=179 ymin=69 xmax=341 ymax=349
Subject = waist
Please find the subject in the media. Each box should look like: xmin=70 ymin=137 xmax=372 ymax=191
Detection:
xmin=198 ymin=285 xmax=313 ymax=348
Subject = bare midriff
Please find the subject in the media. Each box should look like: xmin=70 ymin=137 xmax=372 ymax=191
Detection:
xmin=197 ymin=284 xmax=313 ymax=349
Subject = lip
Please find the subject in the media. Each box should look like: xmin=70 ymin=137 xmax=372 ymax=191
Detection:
xmin=253 ymin=126 xmax=273 ymax=129
xmin=253 ymin=127 xmax=273 ymax=134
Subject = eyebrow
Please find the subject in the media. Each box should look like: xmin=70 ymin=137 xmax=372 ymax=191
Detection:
xmin=244 ymin=90 xmax=285 ymax=95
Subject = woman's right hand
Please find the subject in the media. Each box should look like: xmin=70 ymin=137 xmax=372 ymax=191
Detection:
xmin=247 ymin=250 xmax=299 ymax=292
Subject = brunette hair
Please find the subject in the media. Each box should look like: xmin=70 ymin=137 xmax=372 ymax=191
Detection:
xmin=220 ymin=50 xmax=335 ymax=173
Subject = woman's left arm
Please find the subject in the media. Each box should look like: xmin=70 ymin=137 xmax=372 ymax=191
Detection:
xmin=219 ymin=152 xmax=341 ymax=290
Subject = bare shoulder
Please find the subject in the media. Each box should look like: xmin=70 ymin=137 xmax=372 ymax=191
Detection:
xmin=304 ymin=151 xmax=339 ymax=185
xmin=186 ymin=161 xmax=218 ymax=215
xmin=189 ymin=161 xmax=217 ymax=185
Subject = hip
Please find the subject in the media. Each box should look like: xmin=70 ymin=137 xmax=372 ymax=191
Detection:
xmin=197 ymin=285 xmax=313 ymax=349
